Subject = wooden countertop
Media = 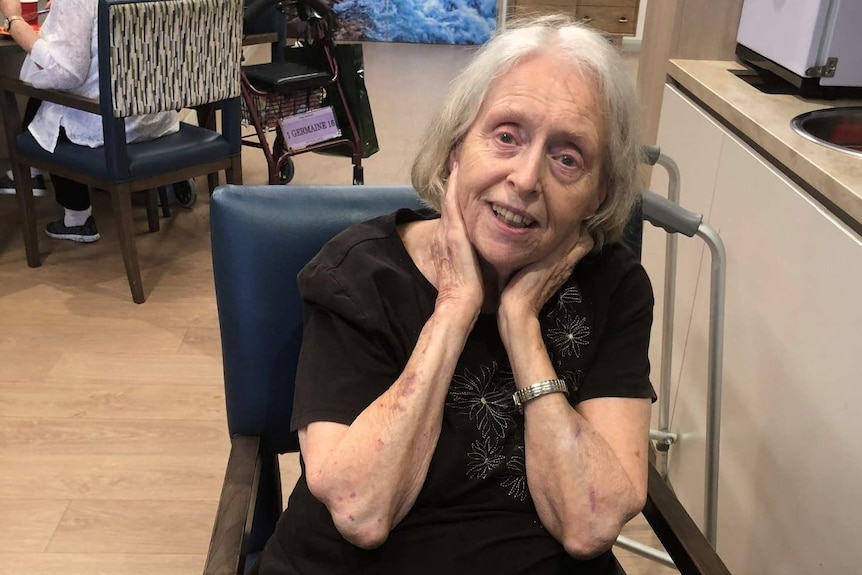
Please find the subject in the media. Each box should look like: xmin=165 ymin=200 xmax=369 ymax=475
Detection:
xmin=668 ymin=59 xmax=862 ymax=228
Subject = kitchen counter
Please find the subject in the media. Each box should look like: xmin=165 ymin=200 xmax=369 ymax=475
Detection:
xmin=667 ymin=59 xmax=862 ymax=228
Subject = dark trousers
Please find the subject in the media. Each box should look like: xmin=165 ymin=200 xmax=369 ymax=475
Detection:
xmin=23 ymin=99 xmax=91 ymax=211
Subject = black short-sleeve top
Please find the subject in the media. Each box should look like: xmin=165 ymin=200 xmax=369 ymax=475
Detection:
xmin=254 ymin=208 xmax=655 ymax=575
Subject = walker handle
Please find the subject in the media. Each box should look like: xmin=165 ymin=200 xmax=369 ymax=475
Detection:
xmin=641 ymin=190 xmax=703 ymax=237
xmin=642 ymin=145 xmax=661 ymax=166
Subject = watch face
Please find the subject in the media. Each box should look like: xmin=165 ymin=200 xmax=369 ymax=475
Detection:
xmin=4 ymin=16 xmax=21 ymax=31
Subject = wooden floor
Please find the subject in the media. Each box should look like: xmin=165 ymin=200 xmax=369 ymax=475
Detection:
xmin=0 ymin=42 xmax=675 ymax=575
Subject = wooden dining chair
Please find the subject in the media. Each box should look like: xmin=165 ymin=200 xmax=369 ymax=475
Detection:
xmin=0 ymin=0 xmax=244 ymax=303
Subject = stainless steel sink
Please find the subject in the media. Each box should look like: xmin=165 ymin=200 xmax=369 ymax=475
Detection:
xmin=791 ymin=107 xmax=862 ymax=158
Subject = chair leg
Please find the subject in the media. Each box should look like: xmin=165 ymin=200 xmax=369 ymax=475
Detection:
xmin=12 ymin=161 xmax=41 ymax=267
xmin=156 ymin=186 xmax=171 ymax=218
xmin=111 ymin=188 xmax=146 ymax=304
xmin=196 ymin=105 xmax=219 ymax=194
xmin=225 ymin=155 xmax=243 ymax=185
xmin=144 ymin=189 xmax=160 ymax=232
xmin=207 ymin=173 xmax=219 ymax=194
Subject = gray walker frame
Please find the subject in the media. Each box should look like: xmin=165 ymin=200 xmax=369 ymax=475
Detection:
xmin=614 ymin=146 xmax=727 ymax=569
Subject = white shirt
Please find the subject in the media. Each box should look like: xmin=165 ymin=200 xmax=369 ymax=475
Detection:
xmin=20 ymin=0 xmax=179 ymax=153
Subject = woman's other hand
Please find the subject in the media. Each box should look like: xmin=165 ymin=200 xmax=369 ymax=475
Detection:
xmin=431 ymin=161 xmax=484 ymax=317
xmin=498 ymin=226 xmax=594 ymax=326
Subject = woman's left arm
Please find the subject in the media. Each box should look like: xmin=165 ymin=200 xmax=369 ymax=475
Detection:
xmin=498 ymin=236 xmax=652 ymax=559
xmin=504 ymin=316 xmax=650 ymax=558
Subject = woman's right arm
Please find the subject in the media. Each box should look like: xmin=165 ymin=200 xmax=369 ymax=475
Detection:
xmin=300 ymin=163 xmax=482 ymax=550
xmin=301 ymin=303 xmax=475 ymax=549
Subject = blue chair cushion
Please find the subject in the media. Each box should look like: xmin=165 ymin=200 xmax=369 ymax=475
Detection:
xmin=16 ymin=123 xmax=232 ymax=183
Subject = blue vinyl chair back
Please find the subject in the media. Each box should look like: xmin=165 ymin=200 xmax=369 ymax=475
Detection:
xmin=210 ymin=185 xmax=425 ymax=453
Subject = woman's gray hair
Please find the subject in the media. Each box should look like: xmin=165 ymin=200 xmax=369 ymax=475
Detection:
xmin=410 ymin=15 xmax=643 ymax=247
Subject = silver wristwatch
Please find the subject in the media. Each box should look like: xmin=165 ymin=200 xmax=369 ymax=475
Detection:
xmin=512 ymin=378 xmax=569 ymax=413
xmin=3 ymin=15 xmax=25 ymax=32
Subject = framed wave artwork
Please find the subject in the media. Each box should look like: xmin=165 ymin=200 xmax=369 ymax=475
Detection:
xmin=331 ymin=0 xmax=497 ymax=45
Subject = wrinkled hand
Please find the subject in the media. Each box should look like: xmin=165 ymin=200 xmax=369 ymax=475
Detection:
xmin=499 ymin=227 xmax=595 ymax=323
xmin=431 ymin=162 xmax=484 ymax=316
xmin=0 ymin=0 xmax=22 ymax=18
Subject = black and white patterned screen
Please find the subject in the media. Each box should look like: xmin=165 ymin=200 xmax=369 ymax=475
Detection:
xmin=108 ymin=0 xmax=242 ymax=117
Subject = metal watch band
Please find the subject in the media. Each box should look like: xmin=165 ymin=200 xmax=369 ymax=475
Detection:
xmin=512 ymin=378 xmax=569 ymax=413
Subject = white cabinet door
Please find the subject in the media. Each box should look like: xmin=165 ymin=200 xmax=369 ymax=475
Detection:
xmin=650 ymin=84 xmax=862 ymax=575
xmin=710 ymin=126 xmax=862 ymax=575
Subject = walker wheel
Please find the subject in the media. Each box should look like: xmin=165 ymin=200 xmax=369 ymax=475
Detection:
xmin=278 ymin=159 xmax=295 ymax=184
xmin=173 ymin=179 xmax=197 ymax=208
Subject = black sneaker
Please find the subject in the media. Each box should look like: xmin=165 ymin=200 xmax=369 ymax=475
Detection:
xmin=0 ymin=173 xmax=48 ymax=196
xmin=45 ymin=216 xmax=101 ymax=243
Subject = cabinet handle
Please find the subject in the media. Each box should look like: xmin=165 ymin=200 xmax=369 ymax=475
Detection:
xmin=618 ymin=16 xmax=629 ymax=24
xmin=581 ymin=16 xmax=593 ymax=24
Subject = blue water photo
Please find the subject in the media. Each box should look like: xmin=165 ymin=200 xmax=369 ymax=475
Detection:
xmin=332 ymin=0 xmax=497 ymax=45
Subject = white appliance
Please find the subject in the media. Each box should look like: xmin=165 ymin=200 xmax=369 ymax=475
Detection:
xmin=736 ymin=0 xmax=862 ymax=93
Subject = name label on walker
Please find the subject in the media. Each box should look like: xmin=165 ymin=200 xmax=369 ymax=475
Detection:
xmin=281 ymin=106 xmax=341 ymax=150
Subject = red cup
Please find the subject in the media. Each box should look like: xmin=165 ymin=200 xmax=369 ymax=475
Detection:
xmin=21 ymin=0 xmax=38 ymax=25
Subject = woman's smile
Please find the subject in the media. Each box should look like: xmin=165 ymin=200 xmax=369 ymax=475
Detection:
xmin=489 ymin=202 xmax=536 ymax=229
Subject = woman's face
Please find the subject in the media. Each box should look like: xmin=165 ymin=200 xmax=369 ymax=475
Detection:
xmin=453 ymin=52 xmax=606 ymax=281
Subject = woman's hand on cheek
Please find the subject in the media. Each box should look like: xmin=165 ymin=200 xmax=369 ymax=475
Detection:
xmin=499 ymin=228 xmax=595 ymax=323
xmin=431 ymin=162 xmax=484 ymax=317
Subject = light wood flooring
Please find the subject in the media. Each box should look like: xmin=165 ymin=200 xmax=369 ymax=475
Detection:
xmin=0 ymin=42 xmax=675 ymax=575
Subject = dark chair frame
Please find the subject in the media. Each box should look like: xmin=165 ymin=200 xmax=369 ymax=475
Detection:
xmin=0 ymin=0 xmax=244 ymax=303
xmin=204 ymin=184 xmax=733 ymax=575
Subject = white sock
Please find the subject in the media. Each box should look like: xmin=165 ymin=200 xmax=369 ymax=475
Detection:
xmin=64 ymin=207 xmax=92 ymax=227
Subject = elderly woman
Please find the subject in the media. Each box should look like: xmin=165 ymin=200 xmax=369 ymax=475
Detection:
xmin=252 ymin=15 xmax=653 ymax=575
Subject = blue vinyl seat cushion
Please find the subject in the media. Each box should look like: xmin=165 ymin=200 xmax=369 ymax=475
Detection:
xmin=16 ymin=123 xmax=231 ymax=182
